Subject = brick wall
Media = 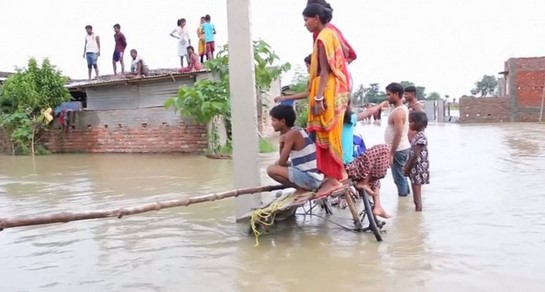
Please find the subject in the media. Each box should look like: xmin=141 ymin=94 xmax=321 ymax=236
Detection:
xmin=459 ymin=96 xmax=511 ymax=123
xmin=44 ymin=108 xmax=207 ymax=153
xmin=506 ymin=57 xmax=545 ymax=121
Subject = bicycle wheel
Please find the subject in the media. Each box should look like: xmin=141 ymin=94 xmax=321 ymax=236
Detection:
xmin=360 ymin=189 xmax=383 ymax=242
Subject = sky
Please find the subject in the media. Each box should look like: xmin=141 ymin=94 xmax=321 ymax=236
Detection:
xmin=1 ymin=0 xmax=545 ymax=99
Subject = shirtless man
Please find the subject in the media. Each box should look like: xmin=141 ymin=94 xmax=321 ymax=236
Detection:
xmin=404 ymin=86 xmax=424 ymax=112
xmin=404 ymin=86 xmax=426 ymax=142
xmin=266 ymin=105 xmax=323 ymax=193
xmin=385 ymin=83 xmax=411 ymax=197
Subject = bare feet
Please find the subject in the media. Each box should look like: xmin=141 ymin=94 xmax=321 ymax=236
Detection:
xmin=292 ymin=189 xmax=310 ymax=201
xmin=373 ymin=207 xmax=392 ymax=219
xmin=314 ymin=180 xmax=344 ymax=199
xmin=355 ymin=181 xmax=367 ymax=190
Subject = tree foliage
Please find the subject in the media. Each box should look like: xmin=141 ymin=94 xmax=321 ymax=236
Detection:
xmin=362 ymin=83 xmax=387 ymax=104
xmin=0 ymin=58 xmax=71 ymax=155
xmin=470 ymin=75 xmax=498 ymax=97
xmin=427 ymin=92 xmax=442 ymax=100
xmin=288 ymin=67 xmax=310 ymax=128
xmin=165 ymin=40 xmax=291 ymax=155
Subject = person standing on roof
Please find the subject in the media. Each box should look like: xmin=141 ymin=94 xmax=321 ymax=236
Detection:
xmin=201 ymin=14 xmax=216 ymax=61
xmin=83 ymin=25 xmax=100 ymax=80
xmin=170 ymin=18 xmax=191 ymax=67
xmin=112 ymin=24 xmax=127 ymax=75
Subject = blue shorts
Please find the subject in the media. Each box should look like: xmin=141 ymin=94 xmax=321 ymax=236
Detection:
xmin=112 ymin=51 xmax=123 ymax=62
xmin=288 ymin=167 xmax=322 ymax=191
xmin=86 ymin=52 xmax=98 ymax=67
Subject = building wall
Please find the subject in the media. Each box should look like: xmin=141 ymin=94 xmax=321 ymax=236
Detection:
xmin=44 ymin=108 xmax=207 ymax=153
xmin=85 ymin=78 xmax=196 ymax=110
xmin=460 ymin=57 xmax=545 ymax=123
xmin=459 ymin=97 xmax=511 ymax=123
xmin=506 ymin=57 xmax=545 ymax=121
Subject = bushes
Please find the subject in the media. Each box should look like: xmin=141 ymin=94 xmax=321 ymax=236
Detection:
xmin=0 ymin=58 xmax=71 ymax=155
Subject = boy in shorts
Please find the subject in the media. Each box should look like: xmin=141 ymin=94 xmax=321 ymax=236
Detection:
xmin=266 ymin=105 xmax=323 ymax=191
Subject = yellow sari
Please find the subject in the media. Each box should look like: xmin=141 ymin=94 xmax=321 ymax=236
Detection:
xmin=197 ymin=26 xmax=205 ymax=56
xmin=307 ymin=27 xmax=350 ymax=180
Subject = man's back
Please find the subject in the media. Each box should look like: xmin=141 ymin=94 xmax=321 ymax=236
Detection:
xmin=202 ymin=22 xmax=215 ymax=42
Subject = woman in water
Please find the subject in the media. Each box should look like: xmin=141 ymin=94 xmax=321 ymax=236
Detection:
xmin=303 ymin=3 xmax=350 ymax=198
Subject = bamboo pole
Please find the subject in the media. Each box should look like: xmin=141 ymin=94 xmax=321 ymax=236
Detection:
xmin=0 ymin=185 xmax=288 ymax=231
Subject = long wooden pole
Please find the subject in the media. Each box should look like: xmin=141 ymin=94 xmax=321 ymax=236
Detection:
xmin=0 ymin=185 xmax=288 ymax=231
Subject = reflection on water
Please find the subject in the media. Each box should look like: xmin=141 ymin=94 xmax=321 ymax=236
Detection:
xmin=1 ymin=123 xmax=545 ymax=291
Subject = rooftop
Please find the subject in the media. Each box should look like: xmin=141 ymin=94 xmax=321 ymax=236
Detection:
xmin=66 ymin=68 xmax=210 ymax=90
xmin=0 ymin=71 xmax=14 ymax=82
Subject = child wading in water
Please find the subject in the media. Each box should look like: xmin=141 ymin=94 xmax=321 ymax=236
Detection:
xmin=345 ymin=144 xmax=392 ymax=218
xmin=404 ymin=111 xmax=430 ymax=211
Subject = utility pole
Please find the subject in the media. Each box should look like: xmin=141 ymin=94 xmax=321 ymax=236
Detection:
xmin=226 ymin=0 xmax=262 ymax=219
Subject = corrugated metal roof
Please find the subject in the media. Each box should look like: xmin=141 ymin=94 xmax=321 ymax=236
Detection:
xmin=66 ymin=69 xmax=210 ymax=89
xmin=0 ymin=71 xmax=13 ymax=78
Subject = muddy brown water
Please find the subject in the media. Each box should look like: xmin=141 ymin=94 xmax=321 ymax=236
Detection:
xmin=1 ymin=122 xmax=544 ymax=292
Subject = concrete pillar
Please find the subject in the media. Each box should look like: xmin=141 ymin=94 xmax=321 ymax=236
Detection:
xmin=437 ymin=100 xmax=445 ymax=122
xmin=226 ymin=0 xmax=262 ymax=219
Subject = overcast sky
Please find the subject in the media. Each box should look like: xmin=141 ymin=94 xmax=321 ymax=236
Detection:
xmin=1 ymin=0 xmax=544 ymax=98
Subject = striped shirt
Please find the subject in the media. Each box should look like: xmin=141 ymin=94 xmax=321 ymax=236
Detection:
xmin=290 ymin=129 xmax=324 ymax=181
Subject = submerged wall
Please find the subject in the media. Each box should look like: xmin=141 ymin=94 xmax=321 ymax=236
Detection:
xmin=459 ymin=97 xmax=511 ymax=123
xmin=45 ymin=108 xmax=207 ymax=153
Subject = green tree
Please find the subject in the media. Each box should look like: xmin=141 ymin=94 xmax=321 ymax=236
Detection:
xmin=351 ymin=84 xmax=365 ymax=108
xmin=0 ymin=58 xmax=71 ymax=155
xmin=400 ymin=80 xmax=414 ymax=89
xmin=363 ymin=83 xmax=387 ymax=104
xmin=289 ymin=67 xmax=309 ymax=128
xmin=165 ymin=40 xmax=291 ymax=155
xmin=470 ymin=75 xmax=498 ymax=97
xmin=416 ymin=86 xmax=427 ymax=100
xmin=426 ymin=92 xmax=442 ymax=100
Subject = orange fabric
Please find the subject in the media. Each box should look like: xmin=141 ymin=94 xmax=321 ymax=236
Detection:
xmin=197 ymin=26 xmax=205 ymax=55
xmin=307 ymin=27 xmax=350 ymax=180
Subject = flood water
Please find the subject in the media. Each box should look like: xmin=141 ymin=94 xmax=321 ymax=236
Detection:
xmin=1 ymin=122 xmax=544 ymax=292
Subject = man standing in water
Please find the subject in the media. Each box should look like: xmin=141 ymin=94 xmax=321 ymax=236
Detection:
xmin=404 ymin=86 xmax=425 ymax=142
xmin=404 ymin=86 xmax=424 ymax=112
xmin=83 ymin=25 xmax=100 ymax=80
xmin=112 ymin=24 xmax=127 ymax=75
xmin=385 ymin=83 xmax=411 ymax=197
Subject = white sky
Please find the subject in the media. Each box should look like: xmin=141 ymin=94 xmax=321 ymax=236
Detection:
xmin=1 ymin=0 xmax=544 ymax=98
